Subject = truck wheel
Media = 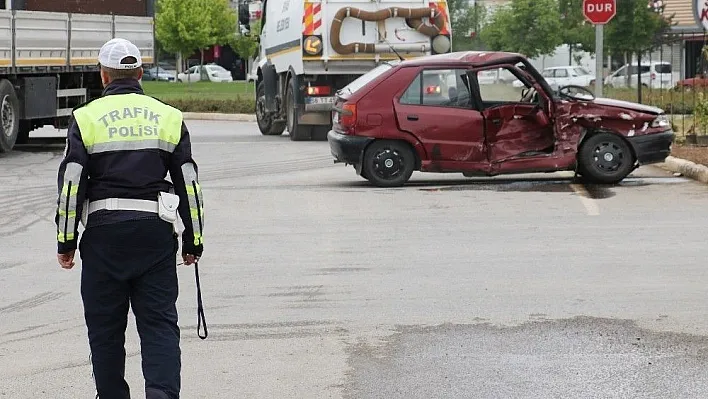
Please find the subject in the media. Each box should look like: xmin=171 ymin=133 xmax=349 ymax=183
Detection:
xmin=312 ymin=126 xmax=330 ymax=141
xmin=256 ymin=82 xmax=285 ymax=136
xmin=16 ymin=122 xmax=30 ymax=145
xmin=362 ymin=140 xmax=415 ymax=187
xmin=0 ymin=80 xmax=19 ymax=153
xmin=286 ymin=85 xmax=312 ymax=141
xmin=577 ymin=132 xmax=635 ymax=184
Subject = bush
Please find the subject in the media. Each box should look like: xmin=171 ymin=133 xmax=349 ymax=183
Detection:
xmin=158 ymin=96 xmax=256 ymax=114
xmin=691 ymin=92 xmax=708 ymax=134
xmin=605 ymin=88 xmax=699 ymax=115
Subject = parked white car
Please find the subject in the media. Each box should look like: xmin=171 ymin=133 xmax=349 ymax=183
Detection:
xmin=513 ymin=66 xmax=594 ymax=89
xmin=177 ymin=64 xmax=234 ymax=83
xmin=477 ymin=68 xmax=516 ymax=85
xmin=604 ymin=62 xmax=674 ymax=89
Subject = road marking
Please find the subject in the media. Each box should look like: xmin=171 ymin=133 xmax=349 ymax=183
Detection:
xmin=557 ymin=171 xmax=600 ymax=216
xmin=569 ymin=183 xmax=600 ymax=215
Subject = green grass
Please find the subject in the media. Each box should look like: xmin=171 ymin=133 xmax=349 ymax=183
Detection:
xmin=142 ymin=80 xmax=255 ymax=101
xmin=140 ymin=80 xmax=256 ymax=113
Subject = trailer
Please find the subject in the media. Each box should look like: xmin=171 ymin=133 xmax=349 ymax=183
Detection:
xmin=0 ymin=0 xmax=155 ymax=152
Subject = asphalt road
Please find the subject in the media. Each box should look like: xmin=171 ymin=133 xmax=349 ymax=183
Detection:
xmin=2 ymin=121 xmax=708 ymax=398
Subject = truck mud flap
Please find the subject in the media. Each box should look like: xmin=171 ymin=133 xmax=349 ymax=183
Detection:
xmin=263 ymin=63 xmax=278 ymax=113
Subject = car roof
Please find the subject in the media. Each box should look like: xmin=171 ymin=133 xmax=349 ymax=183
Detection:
xmin=399 ymin=51 xmax=525 ymax=68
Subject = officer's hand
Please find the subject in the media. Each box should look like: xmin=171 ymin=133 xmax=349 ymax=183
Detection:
xmin=57 ymin=250 xmax=76 ymax=269
xmin=182 ymin=254 xmax=199 ymax=266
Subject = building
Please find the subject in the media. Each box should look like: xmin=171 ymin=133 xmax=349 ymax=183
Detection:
xmin=659 ymin=0 xmax=707 ymax=79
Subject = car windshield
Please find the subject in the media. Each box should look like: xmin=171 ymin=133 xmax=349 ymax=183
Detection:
xmin=340 ymin=61 xmax=400 ymax=95
xmin=574 ymin=67 xmax=590 ymax=76
xmin=206 ymin=65 xmax=227 ymax=72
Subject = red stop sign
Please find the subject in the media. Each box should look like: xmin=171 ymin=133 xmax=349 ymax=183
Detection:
xmin=583 ymin=0 xmax=616 ymax=24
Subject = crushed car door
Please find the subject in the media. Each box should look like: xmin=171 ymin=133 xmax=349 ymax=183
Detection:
xmin=472 ymin=66 xmax=555 ymax=163
xmin=394 ymin=68 xmax=487 ymax=169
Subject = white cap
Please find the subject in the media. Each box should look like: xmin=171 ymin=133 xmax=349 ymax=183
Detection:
xmin=98 ymin=38 xmax=142 ymax=69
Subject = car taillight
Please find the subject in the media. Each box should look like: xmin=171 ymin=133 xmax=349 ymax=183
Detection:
xmin=307 ymin=86 xmax=331 ymax=96
xmin=339 ymin=103 xmax=357 ymax=133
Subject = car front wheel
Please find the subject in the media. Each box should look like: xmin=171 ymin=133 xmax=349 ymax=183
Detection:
xmin=577 ymin=132 xmax=635 ymax=184
xmin=362 ymin=140 xmax=415 ymax=187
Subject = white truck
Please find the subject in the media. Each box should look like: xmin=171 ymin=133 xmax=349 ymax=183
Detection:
xmin=253 ymin=0 xmax=452 ymax=141
xmin=0 ymin=3 xmax=154 ymax=153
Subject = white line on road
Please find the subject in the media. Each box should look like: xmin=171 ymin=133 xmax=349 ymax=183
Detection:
xmin=557 ymin=171 xmax=600 ymax=216
xmin=569 ymin=183 xmax=600 ymax=216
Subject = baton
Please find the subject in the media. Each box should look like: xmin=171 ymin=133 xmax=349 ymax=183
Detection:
xmin=194 ymin=261 xmax=208 ymax=339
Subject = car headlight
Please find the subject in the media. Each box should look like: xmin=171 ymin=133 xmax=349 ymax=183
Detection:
xmin=651 ymin=114 xmax=670 ymax=128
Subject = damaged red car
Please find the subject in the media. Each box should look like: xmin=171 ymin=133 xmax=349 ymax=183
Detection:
xmin=327 ymin=51 xmax=674 ymax=187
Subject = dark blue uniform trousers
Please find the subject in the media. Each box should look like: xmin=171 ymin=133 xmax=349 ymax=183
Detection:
xmin=79 ymin=219 xmax=181 ymax=399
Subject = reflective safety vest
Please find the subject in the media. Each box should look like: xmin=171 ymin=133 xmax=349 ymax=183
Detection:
xmin=73 ymin=93 xmax=183 ymax=155
xmin=69 ymin=93 xmax=204 ymax=247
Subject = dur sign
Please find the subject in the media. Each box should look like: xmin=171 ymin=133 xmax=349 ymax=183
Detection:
xmin=583 ymin=0 xmax=616 ymax=25
xmin=694 ymin=0 xmax=708 ymax=31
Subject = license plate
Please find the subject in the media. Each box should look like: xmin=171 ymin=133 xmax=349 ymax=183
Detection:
xmin=306 ymin=96 xmax=335 ymax=104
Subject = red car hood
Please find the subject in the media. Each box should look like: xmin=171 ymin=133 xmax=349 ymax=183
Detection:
xmin=591 ymin=97 xmax=664 ymax=115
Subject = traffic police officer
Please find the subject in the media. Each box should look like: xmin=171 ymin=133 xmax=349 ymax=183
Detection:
xmin=55 ymin=38 xmax=204 ymax=399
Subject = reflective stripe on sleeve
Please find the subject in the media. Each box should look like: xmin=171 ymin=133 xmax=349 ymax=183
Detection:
xmin=181 ymin=163 xmax=204 ymax=246
xmin=86 ymin=139 xmax=177 ymax=154
xmin=57 ymin=162 xmax=83 ymax=243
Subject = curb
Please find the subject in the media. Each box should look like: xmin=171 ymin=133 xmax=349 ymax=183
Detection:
xmin=659 ymin=156 xmax=708 ymax=184
xmin=183 ymin=112 xmax=256 ymax=122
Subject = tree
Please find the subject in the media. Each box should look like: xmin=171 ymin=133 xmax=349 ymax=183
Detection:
xmin=231 ymin=19 xmax=261 ymax=75
xmin=155 ymin=0 xmax=237 ymax=81
xmin=447 ymin=0 xmax=487 ymax=51
xmin=479 ymin=0 xmax=563 ymax=59
xmin=559 ymin=0 xmax=595 ymax=59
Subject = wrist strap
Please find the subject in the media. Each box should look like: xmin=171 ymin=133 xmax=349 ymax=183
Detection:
xmin=194 ymin=261 xmax=208 ymax=340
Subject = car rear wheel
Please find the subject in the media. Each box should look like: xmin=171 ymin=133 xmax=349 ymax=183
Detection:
xmin=362 ymin=140 xmax=415 ymax=187
xmin=577 ymin=132 xmax=635 ymax=184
